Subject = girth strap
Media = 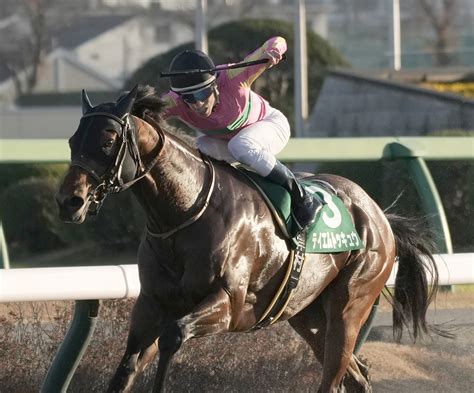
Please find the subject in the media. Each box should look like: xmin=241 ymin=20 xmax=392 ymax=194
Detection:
xmin=251 ymin=230 xmax=307 ymax=330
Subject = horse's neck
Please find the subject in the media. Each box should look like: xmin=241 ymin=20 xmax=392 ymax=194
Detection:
xmin=133 ymin=118 xmax=209 ymax=232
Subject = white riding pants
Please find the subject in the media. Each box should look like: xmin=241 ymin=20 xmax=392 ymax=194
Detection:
xmin=196 ymin=107 xmax=290 ymax=176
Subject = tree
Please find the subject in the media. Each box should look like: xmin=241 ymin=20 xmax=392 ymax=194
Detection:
xmin=1 ymin=0 xmax=52 ymax=95
xmin=125 ymin=18 xmax=348 ymax=133
xmin=417 ymin=0 xmax=458 ymax=66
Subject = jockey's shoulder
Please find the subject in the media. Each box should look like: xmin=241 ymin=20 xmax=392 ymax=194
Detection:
xmin=161 ymin=91 xmax=178 ymax=107
xmin=159 ymin=92 xmax=181 ymax=118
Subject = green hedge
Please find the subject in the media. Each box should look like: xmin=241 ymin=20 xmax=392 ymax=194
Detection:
xmin=0 ymin=172 xmax=144 ymax=260
xmin=1 ymin=177 xmax=66 ymax=253
xmin=307 ymin=158 xmax=472 ymax=252
xmin=0 ymin=163 xmax=68 ymax=193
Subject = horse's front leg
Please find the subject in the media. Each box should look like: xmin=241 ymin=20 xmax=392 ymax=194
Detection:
xmin=108 ymin=293 xmax=162 ymax=393
xmin=153 ymin=287 xmax=232 ymax=393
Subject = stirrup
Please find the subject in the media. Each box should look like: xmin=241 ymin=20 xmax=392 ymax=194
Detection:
xmin=291 ymin=202 xmax=322 ymax=237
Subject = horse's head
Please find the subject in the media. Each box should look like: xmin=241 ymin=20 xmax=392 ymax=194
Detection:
xmin=56 ymin=86 xmax=143 ymax=223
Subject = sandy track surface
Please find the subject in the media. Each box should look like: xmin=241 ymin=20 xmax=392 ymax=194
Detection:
xmin=1 ymin=292 xmax=473 ymax=392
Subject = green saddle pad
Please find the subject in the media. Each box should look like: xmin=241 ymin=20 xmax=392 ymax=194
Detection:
xmin=241 ymin=170 xmax=364 ymax=254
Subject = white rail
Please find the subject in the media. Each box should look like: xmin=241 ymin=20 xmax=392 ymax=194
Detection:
xmin=0 ymin=253 xmax=473 ymax=302
xmin=386 ymin=252 xmax=474 ymax=287
xmin=0 ymin=265 xmax=140 ymax=302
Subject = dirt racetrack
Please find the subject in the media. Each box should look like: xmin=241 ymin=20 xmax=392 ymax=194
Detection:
xmin=0 ymin=291 xmax=473 ymax=392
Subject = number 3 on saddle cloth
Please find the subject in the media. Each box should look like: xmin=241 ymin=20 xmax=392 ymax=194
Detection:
xmin=237 ymin=167 xmax=365 ymax=329
xmin=238 ymin=167 xmax=364 ymax=253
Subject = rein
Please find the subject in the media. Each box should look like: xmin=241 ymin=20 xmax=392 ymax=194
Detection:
xmin=74 ymin=112 xmax=161 ymax=215
xmin=146 ymin=155 xmax=216 ymax=240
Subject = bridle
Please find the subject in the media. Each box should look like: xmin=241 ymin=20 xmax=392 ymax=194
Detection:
xmin=72 ymin=111 xmax=161 ymax=215
xmin=72 ymin=109 xmax=216 ymax=240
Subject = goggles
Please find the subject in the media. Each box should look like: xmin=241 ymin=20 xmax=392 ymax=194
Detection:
xmin=181 ymin=86 xmax=214 ymax=104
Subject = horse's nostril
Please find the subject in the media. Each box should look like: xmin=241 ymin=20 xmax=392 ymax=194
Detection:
xmin=68 ymin=196 xmax=85 ymax=209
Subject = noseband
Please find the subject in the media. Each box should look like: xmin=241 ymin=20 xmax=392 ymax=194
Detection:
xmin=72 ymin=112 xmax=160 ymax=215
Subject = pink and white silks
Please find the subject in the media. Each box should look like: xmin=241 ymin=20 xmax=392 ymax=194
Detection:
xmin=162 ymin=36 xmax=290 ymax=176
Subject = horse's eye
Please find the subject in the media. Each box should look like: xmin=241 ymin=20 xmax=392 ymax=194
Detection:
xmin=100 ymin=130 xmax=118 ymax=153
xmin=103 ymin=140 xmax=114 ymax=149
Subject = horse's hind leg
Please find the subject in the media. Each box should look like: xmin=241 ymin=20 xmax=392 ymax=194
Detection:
xmin=289 ymin=288 xmax=375 ymax=392
xmin=289 ymin=304 xmax=369 ymax=392
xmin=344 ymin=356 xmax=371 ymax=392
xmin=288 ymin=301 xmax=326 ymax=366
xmin=107 ymin=294 xmax=160 ymax=393
xmin=318 ymin=280 xmax=379 ymax=393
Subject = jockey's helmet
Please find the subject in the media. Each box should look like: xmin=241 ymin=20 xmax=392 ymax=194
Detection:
xmin=168 ymin=50 xmax=216 ymax=95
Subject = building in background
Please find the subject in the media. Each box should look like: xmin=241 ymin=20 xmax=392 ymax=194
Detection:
xmin=0 ymin=10 xmax=193 ymax=103
xmin=307 ymin=68 xmax=474 ymax=137
xmin=0 ymin=0 xmax=473 ymax=138
xmin=1 ymin=0 xmax=473 ymax=100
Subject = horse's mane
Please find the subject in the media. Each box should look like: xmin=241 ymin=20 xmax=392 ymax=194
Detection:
xmin=129 ymin=84 xmax=196 ymax=148
xmin=130 ymin=85 xmax=166 ymax=122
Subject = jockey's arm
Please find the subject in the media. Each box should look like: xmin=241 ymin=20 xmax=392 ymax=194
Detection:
xmin=226 ymin=36 xmax=287 ymax=87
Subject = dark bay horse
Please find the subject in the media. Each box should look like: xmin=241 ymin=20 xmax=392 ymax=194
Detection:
xmin=56 ymin=85 xmax=441 ymax=392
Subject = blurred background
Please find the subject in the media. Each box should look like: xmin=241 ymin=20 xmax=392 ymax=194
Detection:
xmin=1 ymin=0 xmax=473 ymax=137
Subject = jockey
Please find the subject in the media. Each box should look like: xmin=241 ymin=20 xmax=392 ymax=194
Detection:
xmin=161 ymin=37 xmax=321 ymax=236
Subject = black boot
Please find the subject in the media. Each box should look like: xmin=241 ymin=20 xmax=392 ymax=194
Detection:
xmin=266 ymin=161 xmax=322 ymax=236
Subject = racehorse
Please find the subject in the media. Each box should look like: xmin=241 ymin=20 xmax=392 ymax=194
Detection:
xmin=56 ymin=85 xmax=442 ymax=392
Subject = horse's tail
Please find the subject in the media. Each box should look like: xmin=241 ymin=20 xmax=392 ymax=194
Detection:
xmin=385 ymin=213 xmax=440 ymax=342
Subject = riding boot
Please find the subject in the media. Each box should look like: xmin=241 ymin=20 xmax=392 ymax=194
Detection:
xmin=266 ymin=161 xmax=322 ymax=236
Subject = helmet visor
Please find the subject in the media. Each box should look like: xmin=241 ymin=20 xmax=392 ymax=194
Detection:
xmin=181 ymin=86 xmax=213 ymax=104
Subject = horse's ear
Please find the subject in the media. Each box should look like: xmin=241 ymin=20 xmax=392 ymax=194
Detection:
xmin=116 ymin=85 xmax=138 ymax=118
xmin=82 ymin=89 xmax=93 ymax=114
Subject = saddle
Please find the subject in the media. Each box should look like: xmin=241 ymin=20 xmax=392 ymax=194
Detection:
xmin=237 ymin=167 xmax=364 ymax=253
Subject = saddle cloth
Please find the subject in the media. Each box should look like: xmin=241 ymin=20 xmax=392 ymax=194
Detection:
xmin=238 ymin=168 xmax=364 ymax=253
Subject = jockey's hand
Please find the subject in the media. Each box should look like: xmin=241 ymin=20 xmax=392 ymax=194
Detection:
xmin=264 ymin=49 xmax=283 ymax=68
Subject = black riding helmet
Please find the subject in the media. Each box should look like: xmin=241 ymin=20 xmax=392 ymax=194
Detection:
xmin=169 ymin=50 xmax=217 ymax=94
